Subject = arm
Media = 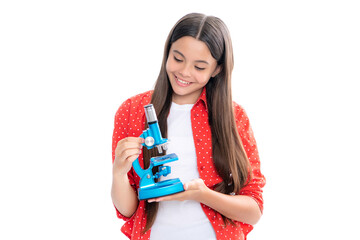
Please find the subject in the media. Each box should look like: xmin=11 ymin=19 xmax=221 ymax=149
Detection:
xmin=111 ymin=169 xmax=139 ymax=218
xmin=149 ymin=105 xmax=265 ymax=225
xmin=201 ymin=183 xmax=261 ymax=225
xmin=112 ymin=137 xmax=144 ymax=218
xmin=111 ymin=99 xmax=143 ymax=219
xmin=148 ymin=179 xmax=261 ymax=225
xmin=201 ymin=106 xmax=264 ymax=225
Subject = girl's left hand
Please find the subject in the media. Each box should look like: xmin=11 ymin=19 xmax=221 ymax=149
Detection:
xmin=147 ymin=178 xmax=209 ymax=203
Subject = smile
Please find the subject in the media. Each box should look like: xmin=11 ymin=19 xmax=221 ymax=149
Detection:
xmin=175 ymin=75 xmax=191 ymax=86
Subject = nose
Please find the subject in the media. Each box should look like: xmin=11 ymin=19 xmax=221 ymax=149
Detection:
xmin=179 ymin=64 xmax=191 ymax=78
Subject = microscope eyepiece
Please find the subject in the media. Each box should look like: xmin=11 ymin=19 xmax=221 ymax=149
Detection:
xmin=144 ymin=104 xmax=158 ymax=124
xmin=132 ymin=104 xmax=184 ymax=200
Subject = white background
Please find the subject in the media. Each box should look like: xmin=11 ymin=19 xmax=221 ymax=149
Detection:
xmin=1 ymin=0 xmax=359 ymax=239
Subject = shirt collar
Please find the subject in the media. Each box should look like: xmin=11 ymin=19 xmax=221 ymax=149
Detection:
xmin=193 ymin=87 xmax=208 ymax=111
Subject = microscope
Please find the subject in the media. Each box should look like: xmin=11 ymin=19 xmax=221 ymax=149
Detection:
xmin=132 ymin=104 xmax=184 ymax=200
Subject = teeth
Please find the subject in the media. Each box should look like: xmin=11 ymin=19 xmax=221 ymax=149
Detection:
xmin=176 ymin=76 xmax=190 ymax=85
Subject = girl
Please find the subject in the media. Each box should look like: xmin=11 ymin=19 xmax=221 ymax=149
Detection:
xmin=111 ymin=13 xmax=265 ymax=240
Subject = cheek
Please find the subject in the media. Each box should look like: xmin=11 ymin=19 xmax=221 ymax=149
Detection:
xmin=165 ymin=59 xmax=170 ymax=74
xmin=194 ymin=72 xmax=212 ymax=85
xmin=166 ymin=58 xmax=177 ymax=74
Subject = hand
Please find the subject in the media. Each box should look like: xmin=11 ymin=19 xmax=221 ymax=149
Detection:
xmin=113 ymin=137 xmax=144 ymax=177
xmin=147 ymin=178 xmax=209 ymax=203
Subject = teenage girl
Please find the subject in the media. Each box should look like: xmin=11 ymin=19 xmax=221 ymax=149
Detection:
xmin=111 ymin=13 xmax=265 ymax=240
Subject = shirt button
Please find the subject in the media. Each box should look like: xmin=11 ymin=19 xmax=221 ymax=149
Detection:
xmin=212 ymin=215 xmax=216 ymax=220
xmin=196 ymin=138 xmax=202 ymax=142
xmin=200 ymin=166 xmax=205 ymax=170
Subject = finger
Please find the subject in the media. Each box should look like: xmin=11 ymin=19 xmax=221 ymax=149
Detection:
xmin=115 ymin=145 xmax=140 ymax=158
xmin=184 ymin=179 xmax=205 ymax=191
xmin=184 ymin=181 xmax=197 ymax=191
xmin=152 ymin=196 xmax=170 ymax=202
xmin=123 ymin=137 xmax=145 ymax=144
xmin=116 ymin=138 xmax=144 ymax=156
xmin=120 ymin=148 xmax=142 ymax=160
xmin=114 ymin=149 xmax=140 ymax=164
xmin=147 ymin=195 xmax=172 ymax=203
xmin=122 ymin=141 xmax=143 ymax=150
xmin=113 ymin=149 xmax=141 ymax=174
xmin=154 ymin=191 xmax=188 ymax=202
xmin=116 ymin=137 xmax=143 ymax=149
xmin=126 ymin=154 xmax=139 ymax=164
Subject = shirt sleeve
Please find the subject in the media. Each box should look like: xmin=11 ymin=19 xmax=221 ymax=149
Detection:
xmin=112 ymin=98 xmax=137 ymax=221
xmin=235 ymin=105 xmax=266 ymax=213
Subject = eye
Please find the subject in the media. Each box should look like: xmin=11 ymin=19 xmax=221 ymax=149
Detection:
xmin=174 ymin=56 xmax=182 ymax=62
xmin=195 ymin=66 xmax=205 ymax=71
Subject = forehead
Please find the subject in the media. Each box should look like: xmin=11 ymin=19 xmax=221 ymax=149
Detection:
xmin=170 ymin=36 xmax=216 ymax=63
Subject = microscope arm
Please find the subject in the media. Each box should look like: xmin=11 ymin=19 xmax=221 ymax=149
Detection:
xmin=129 ymin=104 xmax=184 ymax=200
xmin=132 ymin=158 xmax=145 ymax=178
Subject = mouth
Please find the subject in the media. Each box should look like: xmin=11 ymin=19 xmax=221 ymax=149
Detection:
xmin=175 ymin=75 xmax=191 ymax=86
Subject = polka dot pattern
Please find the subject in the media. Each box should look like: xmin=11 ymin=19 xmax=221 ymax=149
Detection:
xmin=112 ymin=88 xmax=265 ymax=240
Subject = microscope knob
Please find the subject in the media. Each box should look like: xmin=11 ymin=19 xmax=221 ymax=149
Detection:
xmin=144 ymin=136 xmax=155 ymax=147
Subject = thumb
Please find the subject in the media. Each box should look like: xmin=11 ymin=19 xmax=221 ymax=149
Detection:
xmin=183 ymin=179 xmax=201 ymax=191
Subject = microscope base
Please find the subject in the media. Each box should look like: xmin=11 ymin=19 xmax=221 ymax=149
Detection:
xmin=138 ymin=178 xmax=184 ymax=200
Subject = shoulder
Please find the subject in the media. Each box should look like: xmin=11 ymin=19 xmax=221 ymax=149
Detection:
xmin=115 ymin=90 xmax=153 ymax=118
xmin=117 ymin=90 xmax=153 ymax=110
xmin=114 ymin=91 xmax=153 ymax=135
xmin=232 ymin=101 xmax=248 ymax=121
xmin=124 ymin=90 xmax=153 ymax=107
xmin=232 ymin=101 xmax=252 ymax=138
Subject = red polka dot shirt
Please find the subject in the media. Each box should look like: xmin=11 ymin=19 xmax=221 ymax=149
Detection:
xmin=112 ymin=88 xmax=265 ymax=240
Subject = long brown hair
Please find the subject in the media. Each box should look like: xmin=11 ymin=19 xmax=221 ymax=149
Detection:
xmin=143 ymin=13 xmax=251 ymax=232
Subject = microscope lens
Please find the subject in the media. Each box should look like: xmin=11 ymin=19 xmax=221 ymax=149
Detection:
xmin=144 ymin=104 xmax=158 ymax=124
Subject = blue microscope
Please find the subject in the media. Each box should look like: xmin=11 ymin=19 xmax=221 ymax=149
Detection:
xmin=132 ymin=104 xmax=184 ymax=200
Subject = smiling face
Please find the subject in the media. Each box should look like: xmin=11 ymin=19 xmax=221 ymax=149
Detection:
xmin=166 ymin=36 xmax=221 ymax=105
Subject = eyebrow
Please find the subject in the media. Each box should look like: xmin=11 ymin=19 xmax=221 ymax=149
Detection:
xmin=173 ymin=50 xmax=209 ymax=65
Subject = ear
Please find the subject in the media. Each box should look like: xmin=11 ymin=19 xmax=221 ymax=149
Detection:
xmin=211 ymin=65 xmax=222 ymax=78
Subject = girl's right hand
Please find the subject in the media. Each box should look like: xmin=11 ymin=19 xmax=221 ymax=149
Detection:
xmin=113 ymin=137 xmax=144 ymax=177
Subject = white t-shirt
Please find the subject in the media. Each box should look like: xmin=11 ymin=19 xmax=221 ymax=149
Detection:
xmin=150 ymin=102 xmax=216 ymax=240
